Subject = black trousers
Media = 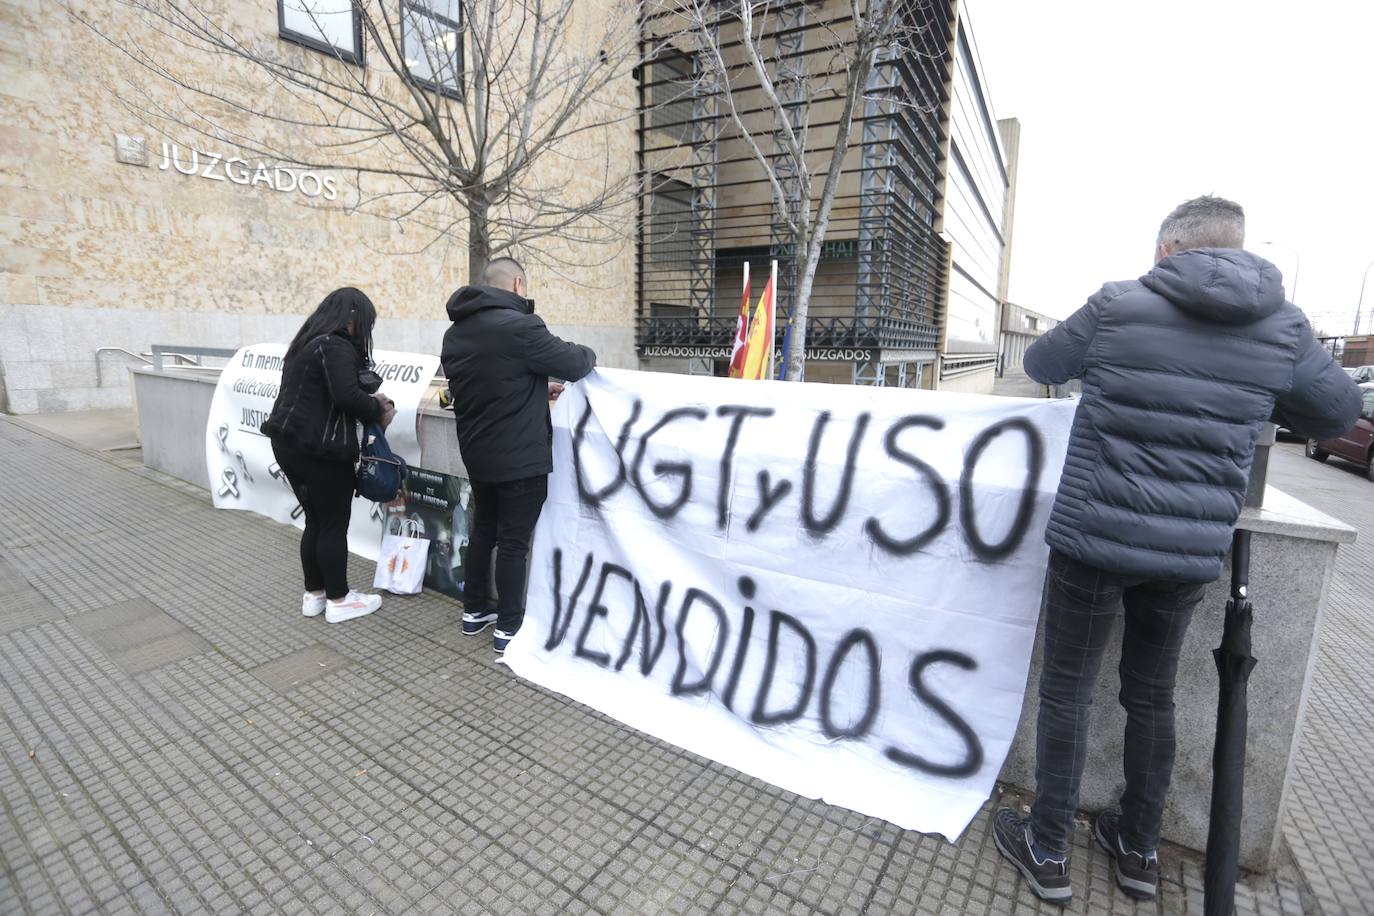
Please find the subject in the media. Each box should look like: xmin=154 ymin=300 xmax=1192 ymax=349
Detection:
xmin=1029 ymin=550 xmax=1207 ymax=855
xmin=462 ymin=475 xmax=548 ymax=633
xmin=271 ymin=440 xmax=356 ymax=600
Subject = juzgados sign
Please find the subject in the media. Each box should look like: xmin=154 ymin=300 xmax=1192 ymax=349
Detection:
xmin=158 ymin=142 xmax=339 ymax=201
xmin=642 ymin=346 xmax=876 ymax=361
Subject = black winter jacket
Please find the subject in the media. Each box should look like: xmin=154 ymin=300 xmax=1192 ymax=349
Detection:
xmin=261 ymin=331 xmax=382 ymax=463
xmin=1026 ymin=248 xmax=1361 ymax=583
xmin=440 ymin=286 xmax=596 ymax=482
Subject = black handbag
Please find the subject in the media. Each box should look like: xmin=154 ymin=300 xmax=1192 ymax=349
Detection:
xmin=356 ymin=423 xmax=407 ymax=502
xmin=358 ymin=367 xmax=383 ymax=394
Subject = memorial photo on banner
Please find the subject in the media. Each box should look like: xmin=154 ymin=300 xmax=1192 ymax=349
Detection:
xmin=393 ymin=467 xmax=474 ymax=600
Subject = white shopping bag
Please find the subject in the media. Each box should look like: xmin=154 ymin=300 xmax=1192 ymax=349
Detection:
xmin=373 ymin=516 xmax=430 ymax=595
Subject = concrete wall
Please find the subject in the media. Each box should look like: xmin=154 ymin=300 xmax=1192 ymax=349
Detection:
xmin=133 ymin=369 xmax=217 ymax=489
xmin=133 ymin=367 xmax=475 ymax=486
xmin=936 ymin=366 xmax=996 ymax=394
xmin=7 ymin=303 xmax=633 ymax=414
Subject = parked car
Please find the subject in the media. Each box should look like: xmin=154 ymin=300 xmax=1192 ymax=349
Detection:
xmin=1345 ymin=365 xmax=1374 ymax=383
xmin=1306 ymin=382 xmax=1374 ymax=481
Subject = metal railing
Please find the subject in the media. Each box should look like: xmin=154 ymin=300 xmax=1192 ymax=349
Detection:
xmin=150 ymin=345 xmax=237 ymax=371
xmin=635 ymin=312 xmax=942 ymax=353
xmin=93 ymin=346 xmax=216 ymax=387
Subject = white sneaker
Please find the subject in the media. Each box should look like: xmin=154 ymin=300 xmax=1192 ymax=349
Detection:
xmin=324 ymin=590 xmax=382 ymax=623
xmin=302 ymin=592 xmax=327 ymax=617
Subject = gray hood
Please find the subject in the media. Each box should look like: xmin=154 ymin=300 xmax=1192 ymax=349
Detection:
xmin=1140 ymin=248 xmax=1286 ymax=325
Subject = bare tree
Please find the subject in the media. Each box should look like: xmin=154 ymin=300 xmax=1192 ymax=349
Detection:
xmin=676 ymin=0 xmax=936 ymax=380
xmin=67 ymin=0 xmax=664 ymax=278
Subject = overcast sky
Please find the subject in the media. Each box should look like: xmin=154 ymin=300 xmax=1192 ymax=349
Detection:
xmin=967 ymin=0 xmax=1374 ymax=334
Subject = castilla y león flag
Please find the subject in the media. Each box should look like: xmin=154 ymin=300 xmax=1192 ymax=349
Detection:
xmin=728 ymin=261 xmax=751 ymax=379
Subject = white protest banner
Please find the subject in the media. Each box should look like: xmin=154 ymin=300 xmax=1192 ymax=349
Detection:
xmin=205 ymin=342 xmax=440 ymax=559
xmin=503 ymin=368 xmax=1077 ymax=841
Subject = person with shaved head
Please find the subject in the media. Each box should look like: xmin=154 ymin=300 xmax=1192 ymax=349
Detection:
xmin=440 ymin=257 xmax=596 ymax=655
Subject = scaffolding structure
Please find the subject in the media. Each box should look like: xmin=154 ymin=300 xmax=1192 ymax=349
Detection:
xmin=637 ymin=0 xmax=955 ymax=385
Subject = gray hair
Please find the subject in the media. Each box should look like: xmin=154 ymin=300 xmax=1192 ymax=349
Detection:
xmin=482 ymin=256 xmax=526 ymax=290
xmin=1157 ymin=196 xmax=1245 ymax=252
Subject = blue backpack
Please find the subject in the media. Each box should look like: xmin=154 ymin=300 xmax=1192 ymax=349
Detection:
xmin=356 ymin=423 xmax=407 ymax=502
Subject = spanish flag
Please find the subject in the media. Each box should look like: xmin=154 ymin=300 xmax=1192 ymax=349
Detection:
xmin=727 ymin=261 xmax=751 ymax=379
xmin=740 ymin=261 xmax=777 ymax=381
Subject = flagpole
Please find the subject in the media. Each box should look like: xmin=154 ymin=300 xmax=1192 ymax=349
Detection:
xmin=769 ymin=260 xmax=778 ymax=379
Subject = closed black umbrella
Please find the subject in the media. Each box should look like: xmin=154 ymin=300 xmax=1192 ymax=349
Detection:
xmin=1204 ymin=529 xmax=1257 ymax=916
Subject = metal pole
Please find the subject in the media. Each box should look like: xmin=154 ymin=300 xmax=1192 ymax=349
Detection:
xmin=1355 ymin=260 xmax=1374 ymax=336
xmin=1263 ymin=242 xmax=1300 ymax=304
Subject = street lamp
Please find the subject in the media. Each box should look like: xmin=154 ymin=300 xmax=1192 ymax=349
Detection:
xmin=1262 ymin=241 xmax=1300 ymax=304
xmin=1355 ymin=260 xmax=1374 ymax=336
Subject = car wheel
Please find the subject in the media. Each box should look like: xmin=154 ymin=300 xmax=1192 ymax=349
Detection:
xmin=1305 ymin=439 xmax=1329 ymax=462
xmin=1367 ymin=454 xmax=1374 ymax=483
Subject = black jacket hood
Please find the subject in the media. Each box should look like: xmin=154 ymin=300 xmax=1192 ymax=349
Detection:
xmin=1140 ymin=248 xmax=1286 ymax=325
xmin=445 ymin=285 xmax=534 ymax=322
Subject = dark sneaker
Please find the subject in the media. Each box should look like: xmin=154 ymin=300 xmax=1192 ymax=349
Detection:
xmin=462 ymin=609 xmax=498 ymax=636
xmin=492 ymin=628 xmax=517 ymax=653
xmin=992 ymin=807 xmax=1072 ymax=905
xmin=1094 ymin=811 xmax=1159 ymax=900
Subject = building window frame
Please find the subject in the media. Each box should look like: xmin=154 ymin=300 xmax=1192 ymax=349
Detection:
xmin=401 ymin=0 xmax=465 ymax=101
xmin=648 ymin=51 xmax=693 ymax=143
xmin=278 ymin=0 xmax=366 ymax=66
xmin=648 ymin=176 xmax=693 ymax=266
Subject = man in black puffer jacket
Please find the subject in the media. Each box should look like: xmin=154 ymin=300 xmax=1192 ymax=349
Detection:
xmin=440 ymin=257 xmax=596 ymax=654
xmin=993 ymin=197 xmax=1361 ymax=906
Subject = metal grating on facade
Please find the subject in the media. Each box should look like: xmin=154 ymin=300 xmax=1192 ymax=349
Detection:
xmin=636 ymin=0 xmax=955 ymax=383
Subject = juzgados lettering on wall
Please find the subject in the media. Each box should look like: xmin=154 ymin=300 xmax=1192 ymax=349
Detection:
xmin=158 ymin=142 xmax=339 ymax=201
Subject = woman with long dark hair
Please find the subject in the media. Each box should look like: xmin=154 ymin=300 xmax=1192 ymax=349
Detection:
xmin=262 ymin=287 xmax=396 ymax=623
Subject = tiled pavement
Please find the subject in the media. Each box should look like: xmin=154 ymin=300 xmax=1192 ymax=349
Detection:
xmin=1265 ymin=442 xmax=1374 ymax=915
xmin=0 ymin=415 xmax=1363 ymax=915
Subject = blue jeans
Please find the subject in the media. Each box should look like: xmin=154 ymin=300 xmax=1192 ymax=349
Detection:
xmin=1029 ymin=550 xmax=1207 ymax=855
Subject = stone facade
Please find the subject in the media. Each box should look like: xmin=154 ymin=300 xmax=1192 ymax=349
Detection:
xmin=0 ymin=0 xmax=638 ymax=413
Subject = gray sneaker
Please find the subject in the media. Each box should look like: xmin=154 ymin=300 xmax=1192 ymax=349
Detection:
xmin=1094 ymin=810 xmax=1159 ymax=899
xmin=992 ymin=807 xmax=1072 ymax=905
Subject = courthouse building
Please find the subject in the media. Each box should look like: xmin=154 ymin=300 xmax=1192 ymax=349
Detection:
xmin=1 ymin=0 xmax=1015 ymax=413
xmin=636 ymin=0 xmax=1018 ymax=391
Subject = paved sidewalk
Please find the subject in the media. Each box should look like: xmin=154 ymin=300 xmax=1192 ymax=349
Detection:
xmin=1266 ymin=443 xmax=1374 ymax=915
xmin=0 ymin=417 xmax=1351 ymax=915
xmin=992 ymin=369 xmax=1048 ymax=399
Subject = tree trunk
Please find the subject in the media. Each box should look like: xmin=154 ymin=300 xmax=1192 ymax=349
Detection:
xmin=785 ymin=223 xmax=817 ymax=381
xmin=468 ymin=201 xmax=491 ymax=282
xmin=782 ymin=49 xmax=877 ymax=382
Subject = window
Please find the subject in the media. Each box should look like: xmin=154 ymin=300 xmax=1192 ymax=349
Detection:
xmin=649 ymin=179 xmax=693 ymax=265
xmin=649 ymin=54 xmax=693 ymax=143
xmin=402 ymin=0 xmax=463 ymax=96
xmin=278 ymin=0 xmax=364 ymax=65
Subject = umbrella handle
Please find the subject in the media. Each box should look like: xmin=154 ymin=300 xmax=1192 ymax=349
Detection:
xmin=1230 ymin=529 xmax=1251 ymax=601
